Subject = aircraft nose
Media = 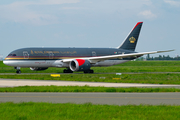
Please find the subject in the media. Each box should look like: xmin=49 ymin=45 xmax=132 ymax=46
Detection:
xmin=3 ymin=60 xmax=9 ymax=65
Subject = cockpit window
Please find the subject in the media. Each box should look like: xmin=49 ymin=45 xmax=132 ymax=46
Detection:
xmin=8 ymin=54 xmax=16 ymax=56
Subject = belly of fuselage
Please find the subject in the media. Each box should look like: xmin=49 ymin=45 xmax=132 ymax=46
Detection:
xmin=3 ymin=60 xmax=68 ymax=68
xmin=3 ymin=59 xmax=130 ymax=68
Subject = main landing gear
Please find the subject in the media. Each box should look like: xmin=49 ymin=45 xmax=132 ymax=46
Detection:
xmin=14 ymin=67 xmax=21 ymax=74
xmin=84 ymin=69 xmax=94 ymax=73
xmin=63 ymin=69 xmax=94 ymax=73
xmin=63 ymin=69 xmax=73 ymax=73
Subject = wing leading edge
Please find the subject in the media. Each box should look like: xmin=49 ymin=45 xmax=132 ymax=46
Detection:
xmin=62 ymin=50 xmax=174 ymax=63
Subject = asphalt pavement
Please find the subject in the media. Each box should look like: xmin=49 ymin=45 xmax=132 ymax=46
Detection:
xmin=1 ymin=93 xmax=180 ymax=105
xmin=1 ymin=79 xmax=180 ymax=88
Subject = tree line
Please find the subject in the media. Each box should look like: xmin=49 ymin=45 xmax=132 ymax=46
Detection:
xmin=136 ymin=54 xmax=180 ymax=61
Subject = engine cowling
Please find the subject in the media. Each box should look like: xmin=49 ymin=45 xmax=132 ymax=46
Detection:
xmin=69 ymin=59 xmax=91 ymax=71
xmin=30 ymin=67 xmax=48 ymax=71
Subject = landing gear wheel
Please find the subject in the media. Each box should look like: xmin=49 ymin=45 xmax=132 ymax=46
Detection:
xmin=90 ymin=70 xmax=94 ymax=73
xmin=63 ymin=69 xmax=66 ymax=73
xmin=84 ymin=70 xmax=94 ymax=74
xmin=84 ymin=71 xmax=88 ymax=73
xmin=15 ymin=67 xmax=21 ymax=74
xmin=63 ymin=69 xmax=73 ymax=73
xmin=16 ymin=70 xmax=21 ymax=74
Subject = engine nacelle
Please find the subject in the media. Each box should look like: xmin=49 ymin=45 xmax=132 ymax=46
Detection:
xmin=30 ymin=67 xmax=48 ymax=71
xmin=69 ymin=59 xmax=91 ymax=71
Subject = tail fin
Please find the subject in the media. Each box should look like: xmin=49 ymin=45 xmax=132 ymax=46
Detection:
xmin=118 ymin=22 xmax=143 ymax=51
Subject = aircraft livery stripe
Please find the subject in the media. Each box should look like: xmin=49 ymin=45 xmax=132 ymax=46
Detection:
xmin=132 ymin=22 xmax=143 ymax=30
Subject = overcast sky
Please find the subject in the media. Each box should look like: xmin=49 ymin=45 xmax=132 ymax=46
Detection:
xmin=0 ymin=0 xmax=180 ymax=58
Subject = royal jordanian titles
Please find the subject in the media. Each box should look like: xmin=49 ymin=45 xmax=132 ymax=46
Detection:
xmin=3 ymin=22 xmax=173 ymax=73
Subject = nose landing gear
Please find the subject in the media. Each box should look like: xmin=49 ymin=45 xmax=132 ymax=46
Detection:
xmin=14 ymin=67 xmax=21 ymax=74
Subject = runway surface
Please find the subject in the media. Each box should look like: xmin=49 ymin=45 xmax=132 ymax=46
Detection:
xmin=1 ymin=79 xmax=180 ymax=88
xmin=1 ymin=93 xmax=180 ymax=105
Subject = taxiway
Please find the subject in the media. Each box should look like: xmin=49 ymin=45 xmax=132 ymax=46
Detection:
xmin=1 ymin=79 xmax=180 ymax=88
xmin=1 ymin=93 xmax=180 ymax=105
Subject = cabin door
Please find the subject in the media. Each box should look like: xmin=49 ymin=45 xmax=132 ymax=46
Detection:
xmin=23 ymin=51 xmax=29 ymax=59
xmin=48 ymin=51 xmax=54 ymax=59
xmin=92 ymin=51 xmax=96 ymax=57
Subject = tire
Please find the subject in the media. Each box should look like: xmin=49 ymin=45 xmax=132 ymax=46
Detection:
xmin=63 ymin=69 xmax=67 ymax=73
xmin=64 ymin=69 xmax=73 ymax=73
xmin=84 ymin=70 xmax=94 ymax=74
xmin=16 ymin=70 xmax=21 ymax=74
xmin=84 ymin=71 xmax=88 ymax=73
xmin=90 ymin=70 xmax=94 ymax=73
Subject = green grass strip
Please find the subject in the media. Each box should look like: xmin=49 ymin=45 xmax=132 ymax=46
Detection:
xmin=0 ymin=102 xmax=180 ymax=120
xmin=1 ymin=61 xmax=180 ymax=73
xmin=1 ymin=73 xmax=180 ymax=84
xmin=1 ymin=86 xmax=180 ymax=92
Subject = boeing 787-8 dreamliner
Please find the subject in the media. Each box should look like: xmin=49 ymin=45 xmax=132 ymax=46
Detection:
xmin=3 ymin=22 xmax=173 ymax=73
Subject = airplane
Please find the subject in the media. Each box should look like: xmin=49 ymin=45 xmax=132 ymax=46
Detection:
xmin=3 ymin=22 xmax=173 ymax=74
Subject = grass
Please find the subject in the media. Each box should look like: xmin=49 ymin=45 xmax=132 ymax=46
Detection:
xmin=0 ymin=102 xmax=180 ymax=120
xmin=1 ymin=61 xmax=180 ymax=92
xmin=1 ymin=73 xmax=180 ymax=84
xmin=1 ymin=61 xmax=180 ymax=73
xmin=1 ymin=61 xmax=180 ymax=119
xmin=0 ymin=85 xmax=180 ymax=92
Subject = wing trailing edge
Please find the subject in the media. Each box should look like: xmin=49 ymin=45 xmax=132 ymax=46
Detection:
xmin=62 ymin=50 xmax=174 ymax=63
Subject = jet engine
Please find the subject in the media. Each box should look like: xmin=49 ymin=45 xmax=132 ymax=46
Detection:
xmin=30 ymin=67 xmax=48 ymax=71
xmin=69 ymin=59 xmax=91 ymax=71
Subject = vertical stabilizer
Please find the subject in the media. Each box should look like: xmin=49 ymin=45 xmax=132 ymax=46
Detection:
xmin=118 ymin=22 xmax=143 ymax=51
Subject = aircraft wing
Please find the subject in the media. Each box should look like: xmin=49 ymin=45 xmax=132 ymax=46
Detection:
xmin=62 ymin=50 xmax=174 ymax=63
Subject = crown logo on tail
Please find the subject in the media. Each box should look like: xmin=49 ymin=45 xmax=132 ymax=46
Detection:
xmin=129 ymin=37 xmax=136 ymax=43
